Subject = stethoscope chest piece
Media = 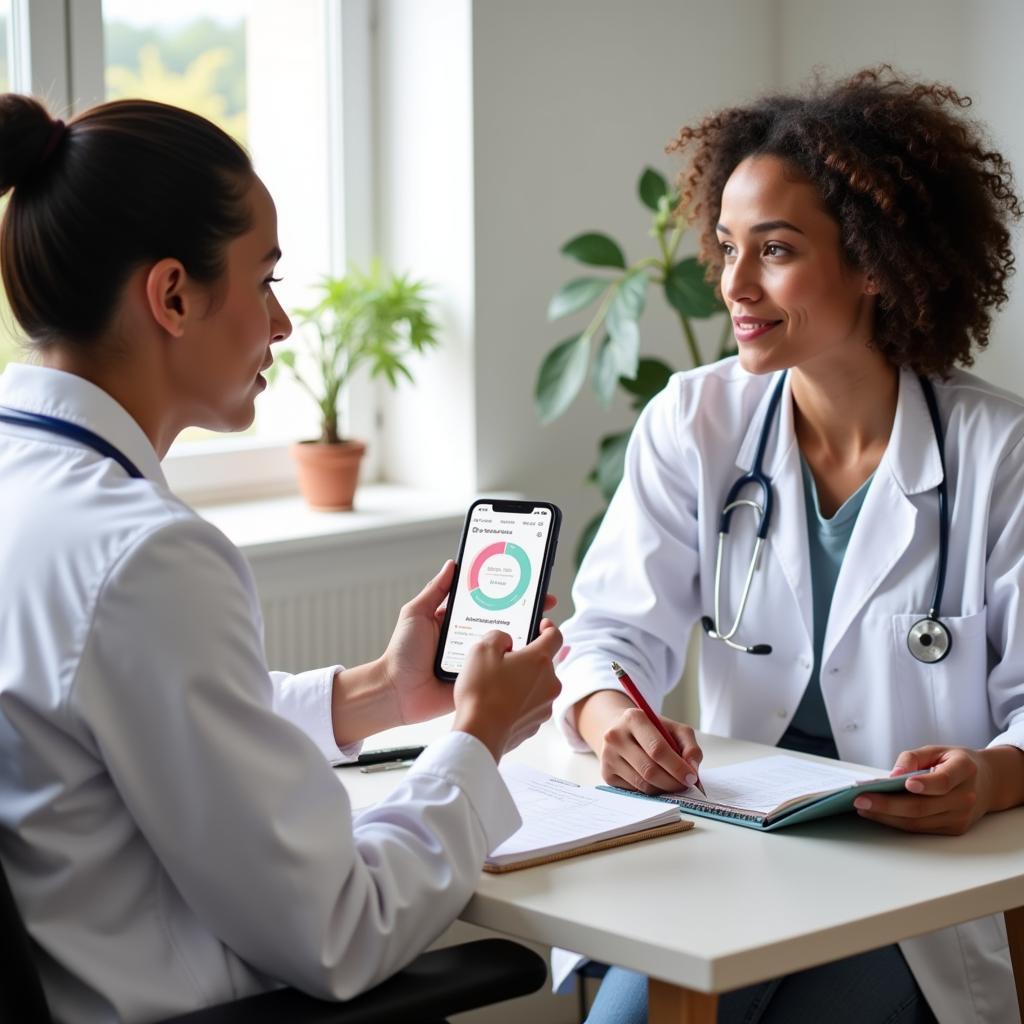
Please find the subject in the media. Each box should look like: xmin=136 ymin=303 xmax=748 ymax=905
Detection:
xmin=907 ymin=617 xmax=952 ymax=664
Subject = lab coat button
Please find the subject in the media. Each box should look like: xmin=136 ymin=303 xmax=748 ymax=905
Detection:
xmin=844 ymin=722 xmax=859 ymax=732
xmin=798 ymin=656 xmax=811 ymax=670
xmin=828 ymin=667 xmax=840 ymax=675
xmin=777 ymin=709 xmax=788 ymax=719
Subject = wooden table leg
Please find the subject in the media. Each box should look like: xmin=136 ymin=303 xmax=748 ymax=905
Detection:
xmin=1007 ymin=905 xmax=1024 ymax=1020
xmin=648 ymin=978 xmax=718 ymax=1024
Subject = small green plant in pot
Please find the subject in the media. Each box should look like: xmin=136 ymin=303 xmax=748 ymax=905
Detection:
xmin=269 ymin=266 xmax=439 ymax=510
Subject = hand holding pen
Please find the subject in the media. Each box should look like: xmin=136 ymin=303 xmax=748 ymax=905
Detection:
xmin=609 ymin=661 xmax=707 ymax=797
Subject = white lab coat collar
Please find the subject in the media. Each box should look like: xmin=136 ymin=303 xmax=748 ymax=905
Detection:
xmin=882 ymin=368 xmax=944 ymax=496
xmin=0 ymin=362 xmax=167 ymax=487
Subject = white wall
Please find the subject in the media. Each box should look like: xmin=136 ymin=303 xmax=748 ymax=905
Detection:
xmin=469 ymin=0 xmax=780 ymax=602
xmin=376 ymin=0 xmax=478 ymax=493
xmin=375 ymin=0 xmax=781 ymax=599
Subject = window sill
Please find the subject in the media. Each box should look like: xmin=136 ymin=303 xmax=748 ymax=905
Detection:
xmin=194 ymin=485 xmax=483 ymax=558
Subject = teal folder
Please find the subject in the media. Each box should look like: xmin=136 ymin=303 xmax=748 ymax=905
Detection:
xmin=598 ymin=770 xmax=924 ymax=831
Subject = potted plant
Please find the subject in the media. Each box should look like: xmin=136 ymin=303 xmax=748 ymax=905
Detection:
xmin=269 ymin=266 xmax=440 ymax=509
xmin=534 ymin=167 xmax=732 ymax=563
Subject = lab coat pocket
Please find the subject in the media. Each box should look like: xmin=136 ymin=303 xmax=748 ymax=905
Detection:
xmin=891 ymin=609 xmax=990 ymax=748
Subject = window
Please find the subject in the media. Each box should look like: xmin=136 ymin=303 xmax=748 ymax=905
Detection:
xmin=102 ymin=0 xmax=336 ymax=488
xmin=3 ymin=0 xmax=375 ymax=501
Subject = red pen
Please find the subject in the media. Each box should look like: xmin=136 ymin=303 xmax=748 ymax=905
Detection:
xmin=611 ymin=660 xmax=707 ymax=797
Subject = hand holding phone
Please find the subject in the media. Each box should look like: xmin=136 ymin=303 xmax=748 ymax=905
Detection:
xmin=451 ymin=621 xmax=564 ymax=760
xmin=434 ymin=499 xmax=561 ymax=681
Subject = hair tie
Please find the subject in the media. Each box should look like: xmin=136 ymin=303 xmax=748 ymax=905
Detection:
xmin=36 ymin=119 xmax=67 ymax=168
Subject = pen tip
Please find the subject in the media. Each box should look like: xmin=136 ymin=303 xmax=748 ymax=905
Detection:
xmin=610 ymin=660 xmax=623 ymax=674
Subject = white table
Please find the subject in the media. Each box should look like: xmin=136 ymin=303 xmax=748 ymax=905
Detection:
xmin=344 ymin=720 xmax=1024 ymax=1023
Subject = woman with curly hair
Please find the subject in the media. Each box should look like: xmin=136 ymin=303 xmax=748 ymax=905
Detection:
xmin=554 ymin=67 xmax=1024 ymax=1024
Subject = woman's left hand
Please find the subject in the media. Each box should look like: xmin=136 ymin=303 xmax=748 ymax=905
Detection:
xmin=853 ymin=745 xmax=991 ymax=835
xmin=381 ymin=560 xmax=558 ymax=726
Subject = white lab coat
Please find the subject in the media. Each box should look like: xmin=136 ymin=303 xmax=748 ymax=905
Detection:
xmin=553 ymin=358 xmax=1024 ymax=1024
xmin=0 ymin=364 xmax=520 ymax=1024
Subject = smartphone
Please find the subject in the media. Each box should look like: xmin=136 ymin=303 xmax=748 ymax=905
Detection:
xmin=434 ymin=498 xmax=562 ymax=681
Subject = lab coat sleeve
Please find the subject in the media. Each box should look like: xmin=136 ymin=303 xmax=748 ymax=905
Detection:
xmin=69 ymin=519 xmax=521 ymax=1000
xmin=554 ymin=378 xmax=702 ymax=749
xmin=985 ymin=432 xmax=1024 ymax=754
xmin=267 ymin=667 xmax=362 ymax=763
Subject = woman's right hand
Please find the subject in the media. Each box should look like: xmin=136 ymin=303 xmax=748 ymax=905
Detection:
xmin=451 ymin=622 xmax=563 ymax=761
xmin=576 ymin=690 xmax=703 ymax=795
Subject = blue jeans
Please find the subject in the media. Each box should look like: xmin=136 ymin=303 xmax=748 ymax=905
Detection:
xmin=584 ymin=943 xmax=938 ymax=1024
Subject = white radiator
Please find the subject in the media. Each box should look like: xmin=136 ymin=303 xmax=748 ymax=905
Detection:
xmin=242 ymin=521 xmax=460 ymax=673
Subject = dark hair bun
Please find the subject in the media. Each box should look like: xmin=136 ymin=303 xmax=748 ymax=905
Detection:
xmin=0 ymin=94 xmax=60 ymax=197
xmin=2 ymin=97 xmax=252 ymax=346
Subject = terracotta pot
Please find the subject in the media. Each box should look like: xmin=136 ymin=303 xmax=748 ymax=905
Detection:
xmin=290 ymin=439 xmax=367 ymax=510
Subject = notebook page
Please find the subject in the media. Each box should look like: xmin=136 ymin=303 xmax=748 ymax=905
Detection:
xmin=678 ymin=755 xmax=870 ymax=815
xmin=488 ymin=762 xmax=678 ymax=864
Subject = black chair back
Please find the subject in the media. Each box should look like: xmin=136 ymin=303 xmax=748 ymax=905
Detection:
xmin=0 ymin=852 xmax=545 ymax=1024
xmin=0 ymin=855 xmax=53 ymax=1022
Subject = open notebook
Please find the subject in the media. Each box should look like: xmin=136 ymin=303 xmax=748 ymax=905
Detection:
xmin=600 ymin=754 xmax=924 ymax=831
xmin=485 ymin=762 xmax=691 ymax=872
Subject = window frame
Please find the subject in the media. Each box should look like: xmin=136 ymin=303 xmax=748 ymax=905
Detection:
xmin=10 ymin=0 xmax=378 ymax=502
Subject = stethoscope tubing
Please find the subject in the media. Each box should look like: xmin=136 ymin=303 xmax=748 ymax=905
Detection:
xmin=718 ymin=373 xmax=787 ymax=538
xmin=918 ymin=377 xmax=949 ymax=620
xmin=704 ymin=372 xmax=788 ymax=654
xmin=0 ymin=406 xmax=144 ymax=479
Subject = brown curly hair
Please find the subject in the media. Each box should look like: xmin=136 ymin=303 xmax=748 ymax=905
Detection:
xmin=667 ymin=66 xmax=1022 ymax=377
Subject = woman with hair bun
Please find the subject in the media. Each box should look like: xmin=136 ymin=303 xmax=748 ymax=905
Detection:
xmin=0 ymin=94 xmax=563 ymax=1022
xmin=555 ymin=67 xmax=1024 ymax=1024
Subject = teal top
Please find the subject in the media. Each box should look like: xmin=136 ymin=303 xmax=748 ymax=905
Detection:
xmin=777 ymin=457 xmax=874 ymax=760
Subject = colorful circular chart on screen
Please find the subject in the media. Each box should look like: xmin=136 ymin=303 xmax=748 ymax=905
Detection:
xmin=468 ymin=541 xmax=532 ymax=611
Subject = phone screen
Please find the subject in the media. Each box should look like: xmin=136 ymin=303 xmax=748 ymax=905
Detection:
xmin=439 ymin=502 xmax=556 ymax=676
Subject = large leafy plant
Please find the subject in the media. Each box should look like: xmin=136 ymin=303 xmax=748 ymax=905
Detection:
xmin=270 ymin=266 xmax=439 ymax=444
xmin=534 ymin=167 xmax=733 ymax=563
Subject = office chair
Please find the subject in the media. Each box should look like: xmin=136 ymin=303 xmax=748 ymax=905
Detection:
xmin=0 ymin=856 xmax=546 ymax=1024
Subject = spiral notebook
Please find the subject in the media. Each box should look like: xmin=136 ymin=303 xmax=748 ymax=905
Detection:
xmin=484 ymin=762 xmax=692 ymax=873
xmin=599 ymin=754 xmax=924 ymax=832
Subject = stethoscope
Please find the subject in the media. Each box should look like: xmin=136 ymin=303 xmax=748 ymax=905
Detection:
xmin=700 ymin=372 xmax=952 ymax=665
xmin=0 ymin=407 xmax=143 ymax=479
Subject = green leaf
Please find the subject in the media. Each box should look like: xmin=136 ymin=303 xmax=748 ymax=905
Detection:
xmin=547 ymin=277 xmax=608 ymax=321
xmin=575 ymin=510 xmax=606 ymax=569
xmin=619 ymin=357 xmax=674 ymax=410
xmin=605 ymin=271 xmax=646 ymax=382
xmin=638 ymin=167 xmax=669 ymax=212
xmin=664 ymin=257 xmax=724 ymax=319
xmin=561 ymin=232 xmax=626 ymax=269
xmin=595 ymin=429 xmax=631 ymax=501
xmin=535 ymin=333 xmax=592 ymax=424
xmin=591 ymin=334 xmax=619 ymax=406
xmin=605 ymin=329 xmax=641 ymax=399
